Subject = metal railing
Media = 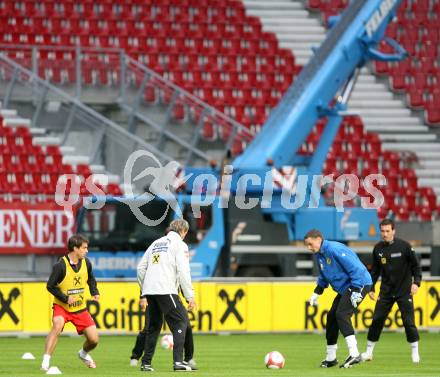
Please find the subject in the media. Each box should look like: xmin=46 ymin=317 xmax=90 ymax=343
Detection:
xmin=0 ymin=44 xmax=256 ymax=165
xmin=0 ymin=54 xmax=174 ymax=176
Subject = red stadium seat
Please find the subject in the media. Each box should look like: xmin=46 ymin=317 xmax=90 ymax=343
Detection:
xmin=76 ymin=164 xmax=92 ymax=180
xmin=382 ymin=151 xmax=401 ymax=171
xmin=418 ymin=187 xmax=437 ymax=208
xmin=416 ymin=205 xmax=432 ymax=221
xmin=408 ymin=90 xmax=425 ymax=109
xmin=395 ymin=205 xmax=410 ymax=221
xmin=426 ymin=105 xmax=440 ymax=124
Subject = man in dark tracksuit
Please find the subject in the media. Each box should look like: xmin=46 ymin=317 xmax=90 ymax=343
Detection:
xmin=304 ymin=229 xmax=372 ymax=369
xmin=361 ymin=218 xmax=421 ymax=363
xmin=129 ymin=294 xmax=195 ymax=368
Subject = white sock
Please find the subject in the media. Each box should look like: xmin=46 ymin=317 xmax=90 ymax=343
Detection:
xmin=79 ymin=349 xmax=92 ymax=361
xmin=326 ymin=344 xmax=337 ymax=361
xmin=345 ymin=335 xmax=360 ymax=357
xmin=366 ymin=340 xmax=376 ymax=355
xmin=42 ymin=354 xmax=51 ymax=367
xmin=410 ymin=342 xmax=420 ymax=360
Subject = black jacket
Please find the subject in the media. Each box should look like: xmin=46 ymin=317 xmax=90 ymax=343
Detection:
xmin=370 ymin=237 xmax=422 ymax=297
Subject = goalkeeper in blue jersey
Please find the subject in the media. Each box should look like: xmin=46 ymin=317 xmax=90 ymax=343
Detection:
xmin=304 ymin=229 xmax=372 ymax=369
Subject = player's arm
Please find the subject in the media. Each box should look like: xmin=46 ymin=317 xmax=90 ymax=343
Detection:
xmin=137 ymin=247 xmax=150 ymax=288
xmin=315 ymin=274 xmax=328 ymax=294
xmin=369 ymin=246 xmax=381 ymax=292
xmin=175 ymin=243 xmax=195 ymax=310
xmin=46 ymin=260 xmax=68 ymax=303
xmin=407 ymin=243 xmax=422 ymax=294
xmin=309 ymin=270 xmax=328 ymax=306
xmin=333 ymin=246 xmax=369 ymax=307
xmin=85 ymin=258 xmax=100 ymax=300
xmin=139 ymin=290 xmax=147 ymax=310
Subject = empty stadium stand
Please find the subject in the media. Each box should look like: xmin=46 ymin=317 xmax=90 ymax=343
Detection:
xmin=0 ymin=0 xmax=300 ymax=132
xmin=299 ymin=0 xmax=440 ymax=221
xmin=0 ymin=103 xmax=125 ymax=201
xmin=0 ymin=0 xmax=438 ymax=221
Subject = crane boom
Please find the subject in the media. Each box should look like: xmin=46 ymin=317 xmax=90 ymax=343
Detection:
xmin=233 ymin=0 xmax=405 ymax=171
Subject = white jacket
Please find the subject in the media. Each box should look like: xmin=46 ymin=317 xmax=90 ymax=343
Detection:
xmin=137 ymin=231 xmax=194 ymax=300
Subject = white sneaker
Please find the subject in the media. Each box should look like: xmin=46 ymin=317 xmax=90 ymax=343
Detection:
xmin=412 ymin=354 xmax=420 ymax=363
xmin=361 ymin=352 xmax=373 ymax=362
xmin=41 ymin=354 xmax=51 ymax=371
xmin=186 ymin=359 xmax=197 ymax=369
xmin=183 ymin=359 xmax=197 ymax=371
xmin=130 ymin=359 xmax=138 ymax=367
xmin=173 ymin=362 xmax=192 ymax=371
xmin=78 ymin=351 xmax=96 ymax=368
xmin=40 ymin=364 xmax=49 ymax=372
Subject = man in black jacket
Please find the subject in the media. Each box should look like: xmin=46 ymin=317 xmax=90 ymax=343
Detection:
xmin=361 ymin=219 xmax=421 ymax=363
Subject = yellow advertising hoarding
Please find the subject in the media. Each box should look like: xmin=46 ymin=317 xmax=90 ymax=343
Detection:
xmin=0 ymin=283 xmax=23 ymax=332
xmin=1 ymin=281 xmax=439 ymax=333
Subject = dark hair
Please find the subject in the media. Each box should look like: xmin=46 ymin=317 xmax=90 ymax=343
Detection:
xmin=379 ymin=218 xmax=395 ymax=230
xmin=68 ymin=234 xmax=89 ymax=251
xmin=304 ymin=229 xmax=323 ymax=240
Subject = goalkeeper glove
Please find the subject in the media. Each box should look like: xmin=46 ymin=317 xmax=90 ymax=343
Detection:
xmin=308 ymin=293 xmax=319 ymax=306
xmin=350 ymin=291 xmax=363 ymax=308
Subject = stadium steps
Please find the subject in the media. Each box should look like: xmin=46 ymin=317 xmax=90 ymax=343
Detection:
xmin=349 ymin=99 xmax=405 ymax=108
xmin=33 ymin=131 xmax=125 ymax=185
xmin=342 ymin=39 xmax=440 ymax=204
xmin=89 ymin=165 xmax=106 ymax=174
xmin=383 ymin=142 xmax=440 ymax=197
xmin=378 ymin=134 xmax=437 ymax=142
xmin=59 ymin=145 xmax=77 ymax=155
xmin=0 ymin=109 xmax=17 ymax=118
xmin=243 ymin=0 xmax=325 ymax=65
xmin=30 ymin=127 xmax=46 ymax=136
xmin=345 ymin=57 xmax=440 ymax=204
xmin=415 ymin=169 xmax=440 ymax=178
xmin=62 ymin=155 xmax=90 ymax=166
xmin=31 ymin=135 xmax=62 ymax=146
xmin=3 ymin=117 xmax=31 ymax=127
xmin=32 ymin=136 xmax=117 ymax=182
xmin=1 ymin=107 xmax=124 ymax=192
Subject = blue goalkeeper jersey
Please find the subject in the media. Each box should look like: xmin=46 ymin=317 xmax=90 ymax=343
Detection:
xmin=315 ymin=240 xmax=372 ymax=294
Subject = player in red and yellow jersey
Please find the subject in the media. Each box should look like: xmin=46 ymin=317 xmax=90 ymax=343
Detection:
xmin=41 ymin=234 xmax=100 ymax=371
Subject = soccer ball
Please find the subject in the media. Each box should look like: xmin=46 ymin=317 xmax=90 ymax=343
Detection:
xmin=264 ymin=351 xmax=285 ymax=369
xmin=160 ymin=334 xmax=174 ymax=350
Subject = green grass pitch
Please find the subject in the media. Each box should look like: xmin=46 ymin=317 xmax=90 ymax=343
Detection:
xmin=2 ymin=332 xmax=440 ymax=377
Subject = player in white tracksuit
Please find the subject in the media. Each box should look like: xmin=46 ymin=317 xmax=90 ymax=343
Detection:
xmin=137 ymin=219 xmax=196 ymax=372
